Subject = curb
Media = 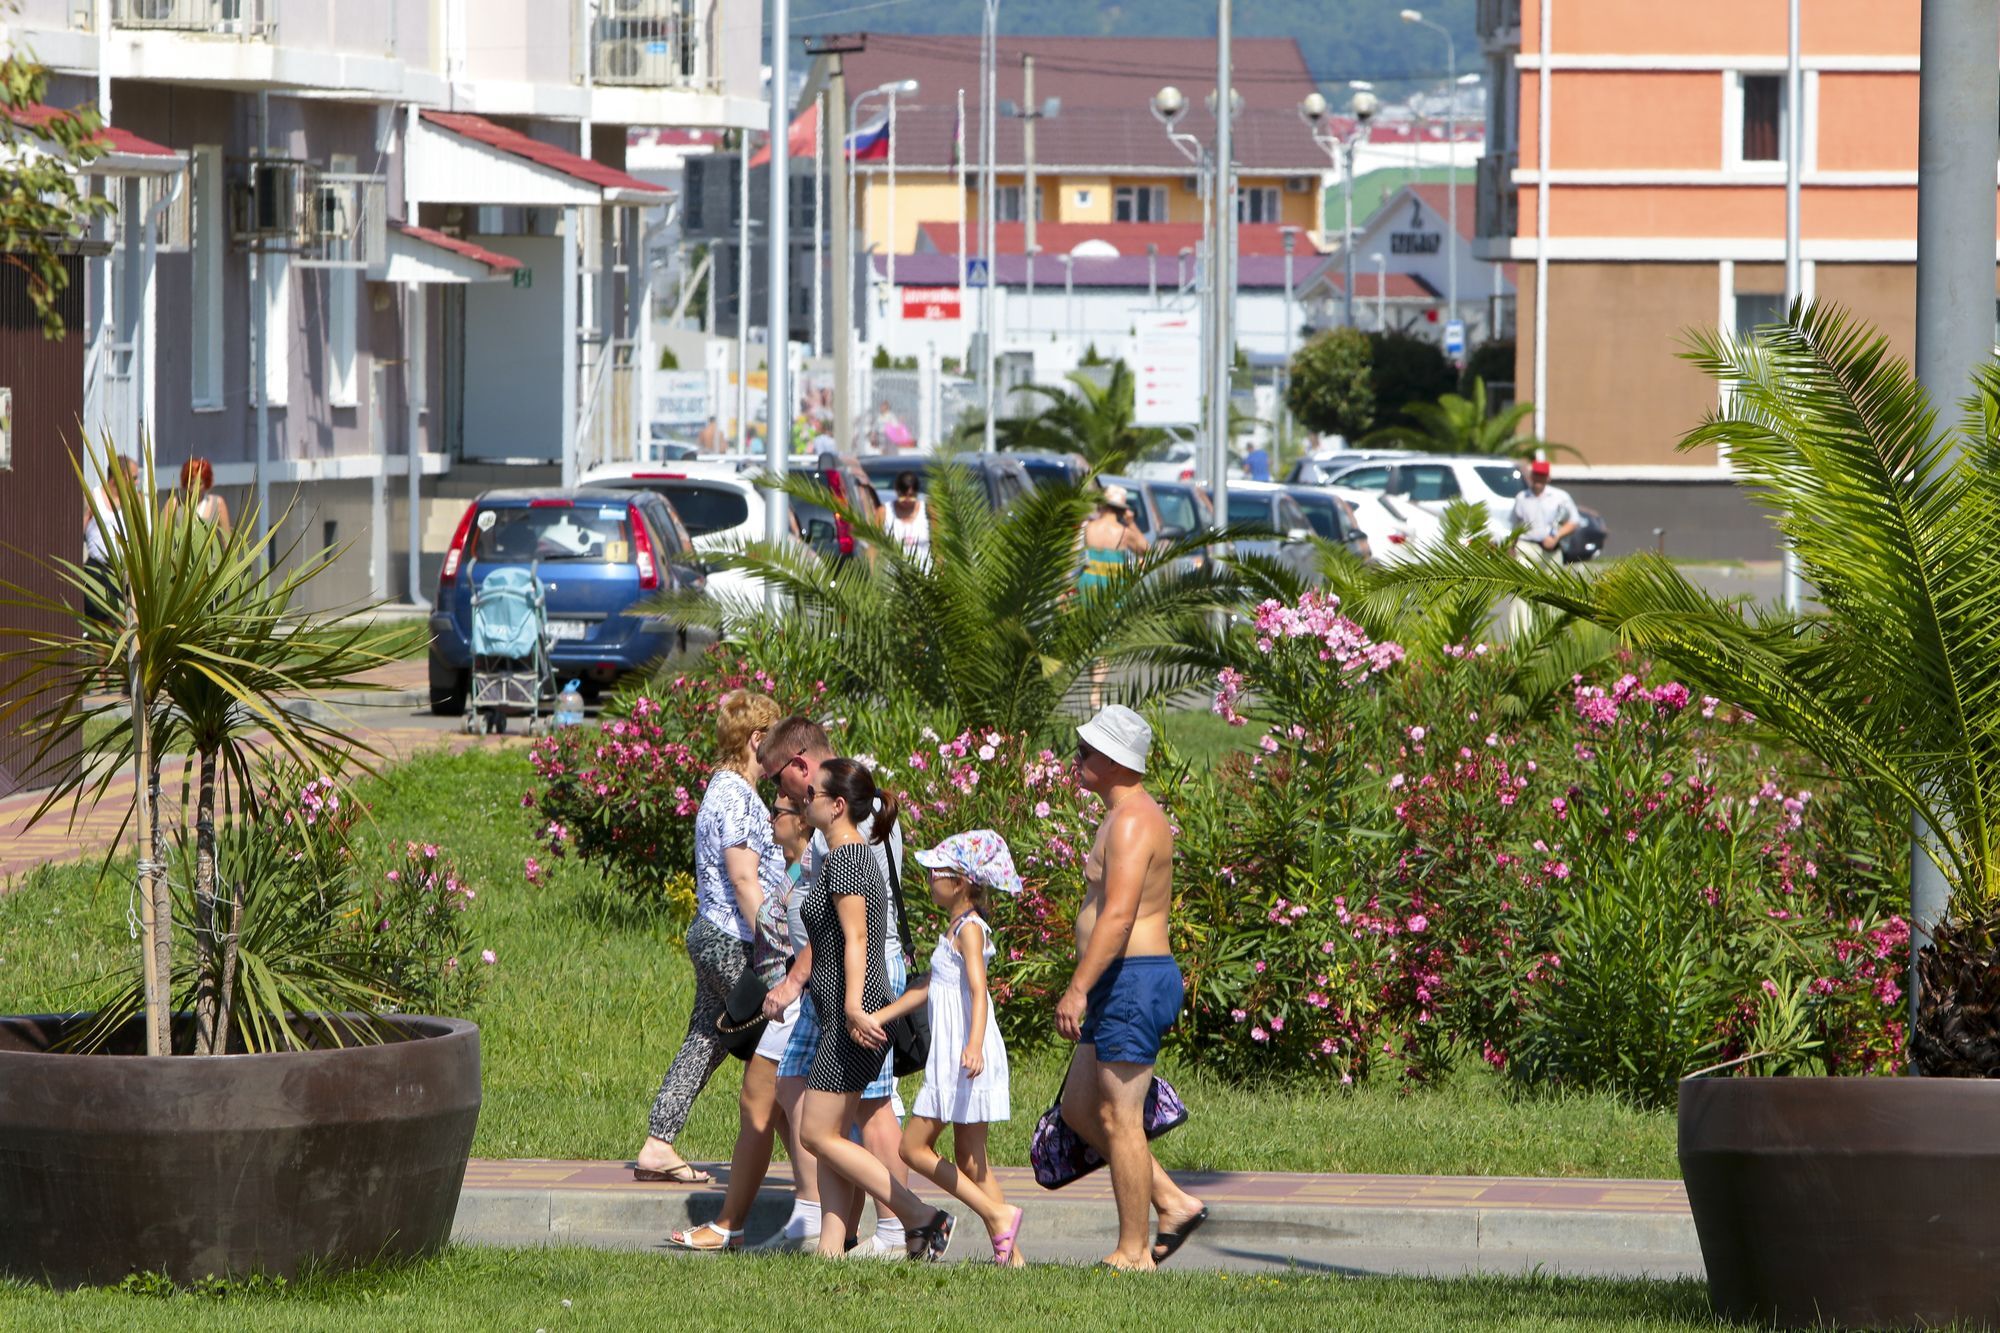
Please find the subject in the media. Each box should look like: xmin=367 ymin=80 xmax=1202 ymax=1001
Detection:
xmin=449 ymin=1179 xmax=1702 ymax=1275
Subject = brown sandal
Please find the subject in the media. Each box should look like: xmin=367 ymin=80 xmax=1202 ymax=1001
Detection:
xmin=633 ymin=1161 xmax=714 ymax=1184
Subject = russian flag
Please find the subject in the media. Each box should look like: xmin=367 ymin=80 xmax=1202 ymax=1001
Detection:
xmin=845 ymin=114 xmax=890 ymax=161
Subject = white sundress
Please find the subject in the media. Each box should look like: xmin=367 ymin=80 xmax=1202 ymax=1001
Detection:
xmin=912 ymin=912 xmax=1011 ymax=1124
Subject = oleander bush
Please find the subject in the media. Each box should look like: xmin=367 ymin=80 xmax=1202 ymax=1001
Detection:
xmin=526 ymin=586 xmax=1908 ymax=1104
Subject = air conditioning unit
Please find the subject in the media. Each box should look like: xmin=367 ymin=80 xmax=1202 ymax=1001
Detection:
xmin=130 ymin=0 xmax=182 ymax=21
xmin=598 ymin=37 xmax=673 ymax=84
xmin=1182 ymin=176 xmax=1200 ymax=193
xmin=229 ymin=158 xmax=303 ymax=247
xmin=1285 ymin=176 xmax=1315 ymax=194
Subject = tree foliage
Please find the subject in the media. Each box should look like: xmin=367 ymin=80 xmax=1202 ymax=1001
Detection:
xmin=1358 ymin=376 xmax=1572 ymax=461
xmin=1366 ymin=331 xmax=1458 ymax=436
xmin=1286 ymin=328 xmax=1375 ymax=441
xmin=0 ymin=51 xmax=114 ymax=337
xmin=995 ymin=362 xmax=1165 ymax=472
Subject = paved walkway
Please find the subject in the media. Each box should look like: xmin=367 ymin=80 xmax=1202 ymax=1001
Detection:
xmin=1 ymin=658 xmax=476 ymax=885
xmin=457 ymin=1159 xmax=1700 ymax=1278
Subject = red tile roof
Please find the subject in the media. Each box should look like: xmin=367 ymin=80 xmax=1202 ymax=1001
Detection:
xmin=6 ymin=102 xmax=179 ymax=158
xmin=916 ymin=221 xmax=1324 ymax=258
xmin=394 ymin=223 xmax=524 ymax=274
xmin=823 ymin=34 xmax=1331 ymax=173
xmin=421 ymin=111 xmax=667 ymax=197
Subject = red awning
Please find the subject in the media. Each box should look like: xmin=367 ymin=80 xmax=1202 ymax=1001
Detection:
xmin=393 ymin=223 xmax=523 ymax=274
xmin=419 ymin=111 xmax=666 ymax=203
xmin=6 ymin=102 xmax=183 ymax=173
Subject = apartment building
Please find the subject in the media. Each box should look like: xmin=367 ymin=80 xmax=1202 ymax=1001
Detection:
xmin=4 ymin=0 xmax=760 ymax=608
xmin=1477 ymin=0 xmax=1937 ymax=553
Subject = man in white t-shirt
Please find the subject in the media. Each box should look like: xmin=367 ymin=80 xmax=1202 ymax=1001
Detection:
xmin=1510 ymin=460 xmax=1578 ymax=564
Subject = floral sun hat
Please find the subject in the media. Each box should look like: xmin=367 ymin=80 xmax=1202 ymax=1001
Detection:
xmin=914 ymin=829 xmax=1024 ymax=896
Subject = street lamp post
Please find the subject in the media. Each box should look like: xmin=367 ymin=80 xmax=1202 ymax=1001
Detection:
xmin=980 ymin=0 xmax=1000 ymax=453
xmin=1060 ymin=252 xmax=1074 ymax=342
xmin=1147 ymin=241 xmax=1159 ymax=305
xmin=1025 ymin=243 xmax=1039 ymax=335
xmin=1301 ymin=89 xmax=1379 ymax=331
xmin=850 ymin=79 xmax=918 ymax=398
xmin=1401 ymin=9 xmax=1458 ymax=331
xmin=1281 ymin=226 xmax=1297 ymax=457
xmin=1372 ymin=251 xmax=1387 ymax=330
xmin=765 ymin=0 xmax=791 ymax=556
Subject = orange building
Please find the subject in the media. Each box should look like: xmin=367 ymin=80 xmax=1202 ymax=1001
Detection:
xmin=1478 ymin=0 xmax=1951 ymax=502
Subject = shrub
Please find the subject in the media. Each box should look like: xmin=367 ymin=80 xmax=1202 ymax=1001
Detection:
xmin=1286 ymin=328 xmax=1374 ymax=440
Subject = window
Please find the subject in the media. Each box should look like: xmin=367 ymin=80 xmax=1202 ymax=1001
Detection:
xmin=1293 ymin=492 xmax=1343 ymax=541
xmin=646 ymin=481 xmax=748 ymax=539
xmin=1330 ymin=464 xmax=1391 ymax=492
xmin=1474 ymin=464 xmax=1526 ymax=499
xmin=994 ymin=185 xmax=1044 ymax=223
xmin=466 ymin=503 xmax=634 ymax=565
xmin=327 ymin=154 xmax=358 ymax=408
xmin=1115 ymin=186 xmax=1168 ymax=223
xmin=190 ymin=145 xmax=224 ymax=409
xmin=1275 ymin=496 xmax=1310 ymax=536
xmin=1740 ymin=74 xmax=1784 ymax=164
xmin=1153 ymin=486 xmax=1199 ymax=534
xmin=1399 ymin=465 xmax=1462 ymax=502
xmin=1735 ymin=291 xmax=1785 ymax=338
xmin=1237 ymin=187 xmax=1281 ymax=224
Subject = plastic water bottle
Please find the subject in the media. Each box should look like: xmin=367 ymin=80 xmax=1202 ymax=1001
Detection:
xmin=554 ymin=680 xmax=585 ymax=729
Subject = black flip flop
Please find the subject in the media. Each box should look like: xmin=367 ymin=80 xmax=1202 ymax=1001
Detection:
xmin=1151 ymin=1206 xmax=1209 ymax=1265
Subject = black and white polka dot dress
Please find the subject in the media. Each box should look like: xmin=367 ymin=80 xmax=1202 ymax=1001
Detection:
xmin=802 ymin=842 xmax=893 ymax=1093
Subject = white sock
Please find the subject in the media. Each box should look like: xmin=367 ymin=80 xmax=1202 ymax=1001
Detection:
xmin=784 ymin=1198 xmax=821 ymax=1239
xmin=874 ymin=1214 xmax=906 ymax=1247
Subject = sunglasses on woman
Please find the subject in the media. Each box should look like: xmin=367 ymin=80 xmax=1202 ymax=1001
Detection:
xmin=1075 ymin=739 xmax=1097 ymax=764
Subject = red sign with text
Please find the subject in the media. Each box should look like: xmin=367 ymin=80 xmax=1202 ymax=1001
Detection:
xmin=900 ymin=287 xmax=962 ymax=321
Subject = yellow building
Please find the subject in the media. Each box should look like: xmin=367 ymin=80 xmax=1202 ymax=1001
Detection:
xmin=807 ymin=34 xmax=1331 ymax=261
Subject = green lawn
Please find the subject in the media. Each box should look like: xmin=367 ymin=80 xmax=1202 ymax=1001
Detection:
xmin=0 ymin=1249 xmax=1718 ymax=1331
xmin=0 ymin=745 xmax=1676 ymax=1179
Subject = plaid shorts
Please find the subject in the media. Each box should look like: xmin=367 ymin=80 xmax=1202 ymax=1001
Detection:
xmin=779 ymin=941 xmax=907 ymax=1101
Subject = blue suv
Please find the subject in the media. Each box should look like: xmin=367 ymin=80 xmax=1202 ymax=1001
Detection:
xmin=427 ymin=487 xmax=709 ymax=714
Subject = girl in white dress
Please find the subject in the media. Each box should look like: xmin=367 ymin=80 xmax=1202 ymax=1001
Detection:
xmin=868 ymin=829 xmax=1026 ymax=1265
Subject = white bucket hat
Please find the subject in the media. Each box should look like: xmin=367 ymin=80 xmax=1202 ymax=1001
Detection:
xmin=1077 ymin=703 xmax=1151 ymax=773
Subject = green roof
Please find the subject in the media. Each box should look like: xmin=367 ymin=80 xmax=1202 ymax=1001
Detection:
xmin=1326 ymin=167 xmax=1460 ymax=231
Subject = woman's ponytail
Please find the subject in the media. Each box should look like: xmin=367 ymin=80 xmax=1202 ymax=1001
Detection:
xmin=870 ymin=789 xmax=900 ymax=846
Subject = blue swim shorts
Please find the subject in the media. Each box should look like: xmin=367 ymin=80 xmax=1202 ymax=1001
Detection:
xmin=1079 ymin=955 xmax=1184 ymax=1066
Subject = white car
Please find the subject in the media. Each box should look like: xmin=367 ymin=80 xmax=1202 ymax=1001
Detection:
xmin=1315 ymin=456 xmax=1530 ymax=540
xmin=1325 ymin=485 xmax=1443 ymax=566
xmin=577 ymin=461 xmax=801 ymax=613
xmin=1129 ymin=438 xmax=1202 ymax=482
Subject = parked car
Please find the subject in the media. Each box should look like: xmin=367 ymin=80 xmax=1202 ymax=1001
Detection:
xmin=1223 ymin=482 xmax=1321 ymax=583
xmin=1007 ymin=448 xmax=1092 ymax=491
xmin=428 ymin=488 xmax=710 ymax=714
xmin=577 ymin=460 xmax=804 ymax=605
xmin=1317 ymin=455 xmax=1610 ymax=562
xmin=1097 ymin=474 xmax=1228 ymax=575
xmin=1128 ymin=437 xmax=1201 ymax=482
xmin=1325 ymin=486 xmax=1442 ymax=566
xmin=787 ymin=451 xmax=885 ymax=565
xmin=1279 ymin=484 xmax=1372 ymax=563
xmin=857 ymin=452 xmax=1035 ymax=514
xmin=1284 ymin=449 xmax=1420 ymax=485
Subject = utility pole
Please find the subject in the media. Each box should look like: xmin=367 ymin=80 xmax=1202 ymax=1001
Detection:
xmin=766 ymin=0 xmax=791 ymax=555
xmin=1780 ymin=0 xmax=1802 ymax=613
xmin=981 ymin=0 xmax=999 ymax=452
xmin=813 ymin=90 xmax=824 ymax=358
xmin=1909 ymin=0 xmax=2000 ymax=1049
xmin=1282 ymin=227 xmax=1296 ymax=460
xmin=1210 ymin=0 xmax=1233 ymax=528
xmin=736 ymin=135 xmax=751 ymax=454
xmin=808 ymin=34 xmax=867 ymax=454
xmin=1022 ymin=55 xmax=1037 ymax=257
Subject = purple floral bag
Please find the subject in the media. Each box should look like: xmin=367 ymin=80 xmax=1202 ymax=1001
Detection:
xmin=1029 ymin=1075 xmax=1189 ymax=1190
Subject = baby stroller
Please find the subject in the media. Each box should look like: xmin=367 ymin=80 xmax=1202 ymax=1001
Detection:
xmin=465 ymin=563 xmax=554 ymax=735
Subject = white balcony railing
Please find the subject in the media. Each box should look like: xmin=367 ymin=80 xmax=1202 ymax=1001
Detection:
xmin=592 ymin=0 xmax=716 ymax=90
xmin=111 ymin=0 xmax=268 ymax=37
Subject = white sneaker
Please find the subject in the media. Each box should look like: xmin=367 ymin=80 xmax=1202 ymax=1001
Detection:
xmin=750 ymin=1229 xmax=819 ymax=1252
xmin=845 ymin=1235 xmax=906 ymax=1261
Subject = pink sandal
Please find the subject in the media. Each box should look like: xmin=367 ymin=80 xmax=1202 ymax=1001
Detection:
xmin=991 ymin=1206 xmax=1025 ymax=1266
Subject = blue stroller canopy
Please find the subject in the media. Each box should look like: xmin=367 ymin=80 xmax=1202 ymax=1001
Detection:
xmin=472 ymin=566 xmax=545 ymax=659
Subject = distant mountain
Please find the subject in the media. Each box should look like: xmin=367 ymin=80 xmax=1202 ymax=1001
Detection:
xmin=792 ymin=0 xmax=1478 ymax=93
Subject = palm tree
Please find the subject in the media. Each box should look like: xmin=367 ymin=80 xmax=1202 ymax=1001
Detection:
xmin=665 ymin=463 xmax=1238 ymax=739
xmin=1364 ymin=302 xmax=2000 ymax=1073
xmin=992 ymin=362 xmax=1168 ymax=473
xmin=1357 ymin=376 xmax=1574 ymax=460
xmin=0 ymin=443 xmax=405 ymax=1054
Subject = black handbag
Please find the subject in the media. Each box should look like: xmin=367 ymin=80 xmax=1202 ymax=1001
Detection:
xmin=883 ymin=844 xmax=931 ymax=1078
xmin=715 ymin=968 xmax=769 ymax=1061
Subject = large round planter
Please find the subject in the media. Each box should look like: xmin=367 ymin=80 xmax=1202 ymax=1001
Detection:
xmin=1679 ymin=1076 xmax=2000 ymax=1329
xmin=0 ymin=1013 xmax=480 ymax=1287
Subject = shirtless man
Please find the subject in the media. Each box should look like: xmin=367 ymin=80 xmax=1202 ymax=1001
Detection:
xmin=1058 ymin=704 xmax=1208 ymax=1270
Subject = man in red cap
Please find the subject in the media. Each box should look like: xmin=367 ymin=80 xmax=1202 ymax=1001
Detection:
xmin=1510 ymin=459 xmax=1579 ymax=564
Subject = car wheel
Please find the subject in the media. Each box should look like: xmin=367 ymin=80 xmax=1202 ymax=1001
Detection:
xmin=429 ymin=649 xmax=467 ymax=716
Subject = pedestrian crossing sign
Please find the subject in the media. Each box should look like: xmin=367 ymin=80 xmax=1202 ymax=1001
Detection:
xmin=965 ymin=258 xmax=989 ymax=288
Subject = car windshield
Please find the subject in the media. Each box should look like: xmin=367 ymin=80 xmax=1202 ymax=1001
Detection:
xmin=1018 ymin=458 xmax=1075 ymax=490
xmin=1331 ymin=465 xmax=1391 ymax=492
xmin=1226 ymin=493 xmax=1276 ymax=533
xmin=1475 ymin=465 xmax=1527 ymax=498
xmin=469 ymin=504 xmax=632 ymax=564
xmin=1153 ymin=486 xmax=1201 ymax=533
xmin=1291 ymin=493 xmax=1343 ymax=540
xmin=638 ymin=482 xmax=749 ymax=539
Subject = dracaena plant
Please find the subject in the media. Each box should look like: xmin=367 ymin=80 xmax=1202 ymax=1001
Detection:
xmin=1363 ymin=301 xmax=2000 ymax=1074
xmin=0 ymin=440 xmax=405 ymax=1054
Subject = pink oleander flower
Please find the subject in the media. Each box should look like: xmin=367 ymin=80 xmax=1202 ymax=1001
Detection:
xmin=481 ymin=949 xmax=497 ymax=965
xmin=524 ymin=857 xmax=542 ymax=885
xmin=1250 ymin=1026 xmax=1269 ymax=1043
